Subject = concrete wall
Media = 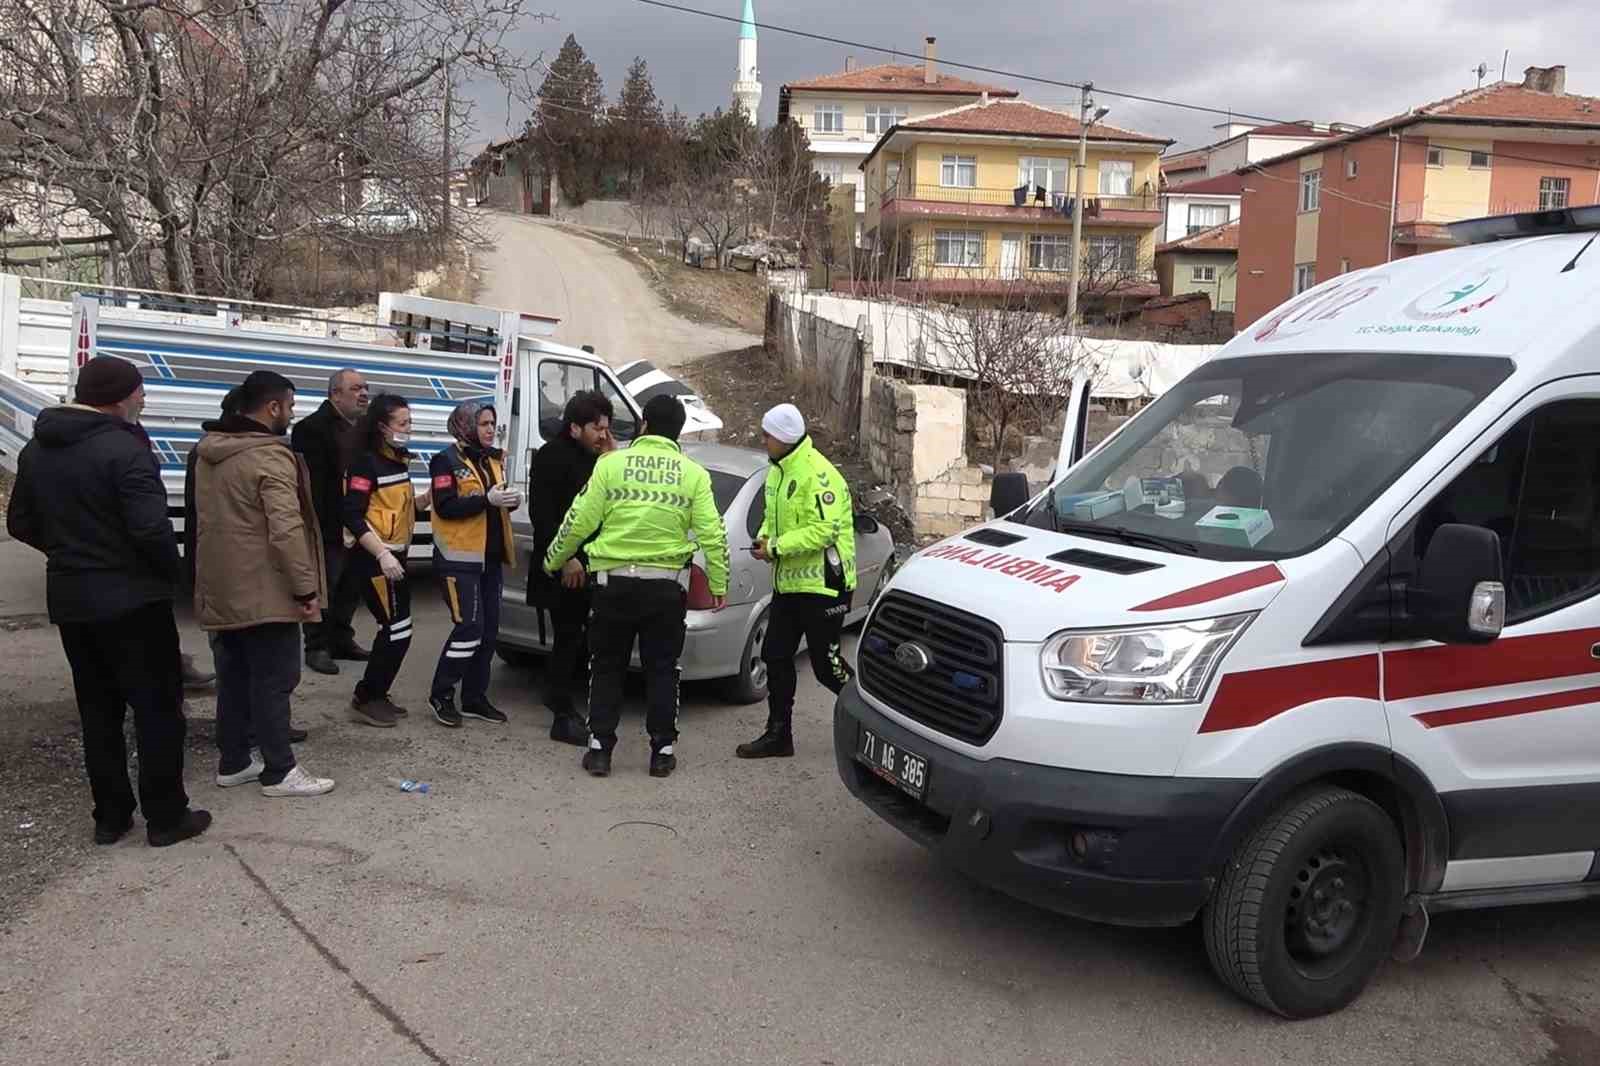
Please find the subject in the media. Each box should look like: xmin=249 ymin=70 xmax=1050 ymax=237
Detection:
xmin=866 ymin=377 xmax=986 ymax=539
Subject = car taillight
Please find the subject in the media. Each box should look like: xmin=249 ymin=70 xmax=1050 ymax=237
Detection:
xmin=686 ymin=563 xmax=715 ymax=610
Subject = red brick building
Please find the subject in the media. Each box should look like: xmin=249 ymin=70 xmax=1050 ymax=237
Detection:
xmin=1235 ymin=65 xmax=1600 ymax=326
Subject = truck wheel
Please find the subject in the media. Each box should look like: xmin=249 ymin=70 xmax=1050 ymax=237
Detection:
xmin=721 ymin=609 xmax=770 ymax=705
xmin=1203 ymin=786 xmax=1404 ymax=1019
xmin=495 ymin=643 xmax=539 ymax=669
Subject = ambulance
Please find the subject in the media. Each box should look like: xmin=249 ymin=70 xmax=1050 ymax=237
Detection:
xmin=835 ymin=205 xmax=1600 ymax=1017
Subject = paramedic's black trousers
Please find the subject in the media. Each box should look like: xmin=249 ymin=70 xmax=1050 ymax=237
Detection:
xmin=430 ymin=563 xmax=503 ymax=706
xmin=763 ymin=590 xmax=854 ymax=731
xmin=586 ymin=577 xmax=686 ymax=752
xmin=351 ymin=552 xmax=413 ymax=701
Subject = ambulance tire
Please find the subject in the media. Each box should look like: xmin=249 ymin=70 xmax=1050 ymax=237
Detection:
xmin=1203 ymin=786 xmax=1404 ymax=1019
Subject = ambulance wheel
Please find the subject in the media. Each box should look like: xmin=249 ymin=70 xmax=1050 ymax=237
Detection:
xmin=722 ymin=608 xmax=770 ymax=705
xmin=1203 ymin=786 xmax=1404 ymax=1019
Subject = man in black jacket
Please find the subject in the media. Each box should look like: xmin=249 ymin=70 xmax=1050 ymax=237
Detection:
xmin=529 ymin=389 xmax=614 ymax=745
xmin=291 ymin=368 xmax=370 ymax=675
xmin=7 ymin=356 xmax=211 ymax=848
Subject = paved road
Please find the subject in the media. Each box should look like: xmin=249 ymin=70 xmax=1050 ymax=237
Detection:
xmin=473 ymin=210 xmax=757 ymax=367
xmin=1 ymin=531 xmax=1598 ymax=1064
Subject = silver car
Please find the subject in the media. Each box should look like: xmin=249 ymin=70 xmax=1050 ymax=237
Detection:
xmin=497 ymin=443 xmax=897 ymax=703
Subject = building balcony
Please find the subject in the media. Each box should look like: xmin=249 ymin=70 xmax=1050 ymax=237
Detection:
xmin=879 ymin=182 xmax=1161 ymax=228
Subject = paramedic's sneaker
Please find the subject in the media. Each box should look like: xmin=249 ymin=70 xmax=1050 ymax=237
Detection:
xmin=148 ymin=809 xmax=212 ymax=848
xmin=261 ymin=766 xmax=335 ymax=798
xmin=461 ymin=698 xmax=508 ymax=724
xmin=431 ymin=695 xmax=462 ymax=729
xmin=349 ymin=695 xmax=398 ymax=728
xmin=217 ymin=751 xmax=265 ymax=788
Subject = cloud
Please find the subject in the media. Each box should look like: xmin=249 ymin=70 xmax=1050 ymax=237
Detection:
xmin=458 ymin=0 xmax=1600 ymax=154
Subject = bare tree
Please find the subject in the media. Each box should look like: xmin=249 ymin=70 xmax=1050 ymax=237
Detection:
xmin=1 ymin=0 xmax=548 ymax=297
xmin=691 ymin=176 xmax=746 ymax=268
xmin=660 ymin=177 xmax=698 ymax=263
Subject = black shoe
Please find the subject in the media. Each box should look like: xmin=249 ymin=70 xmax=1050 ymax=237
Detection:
xmin=148 ymin=809 xmax=213 ymax=848
xmin=461 ymin=699 xmax=508 ymax=724
xmin=582 ymin=748 xmax=612 ymax=777
xmin=431 ymin=695 xmax=462 ymax=728
xmin=736 ymin=728 xmax=794 ymax=759
xmin=181 ymin=654 xmax=216 ymax=691
xmin=550 ymin=714 xmax=589 ymax=747
xmin=306 ymin=650 xmax=339 ymax=676
xmin=649 ymin=750 xmax=677 ymax=778
xmin=288 ymin=725 xmax=309 ymax=744
xmin=331 ymin=641 xmax=371 ymax=662
xmin=94 ymin=816 xmax=134 ymax=846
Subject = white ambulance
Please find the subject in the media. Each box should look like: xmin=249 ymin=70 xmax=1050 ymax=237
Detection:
xmin=836 ymin=205 xmax=1600 ymax=1017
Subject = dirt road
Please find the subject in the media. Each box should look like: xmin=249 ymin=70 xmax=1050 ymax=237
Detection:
xmin=474 ymin=210 xmax=758 ymax=367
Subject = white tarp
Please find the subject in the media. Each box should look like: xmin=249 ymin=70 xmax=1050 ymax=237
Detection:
xmin=779 ymin=292 xmax=1220 ymax=401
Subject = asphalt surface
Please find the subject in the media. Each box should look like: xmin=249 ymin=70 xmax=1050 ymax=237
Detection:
xmin=474 ymin=210 xmax=758 ymax=366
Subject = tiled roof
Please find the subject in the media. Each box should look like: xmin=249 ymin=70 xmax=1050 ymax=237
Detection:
xmin=782 ymin=64 xmax=1018 ymax=97
xmin=1243 ymin=122 xmax=1337 ymax=138
xmin=1156 ymin=219 xmax=1240 ymax=254
xmin=1165 ymin=173 xmax=1246 ymax=196
xmin=899 ymin=100 xmax=1170 ymax=144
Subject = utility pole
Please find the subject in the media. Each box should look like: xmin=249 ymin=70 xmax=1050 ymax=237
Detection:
xmin=1067 ymin=83 xmax=1093 ymax=325
xmin=442 ymin=59 xmax=453 ymax=235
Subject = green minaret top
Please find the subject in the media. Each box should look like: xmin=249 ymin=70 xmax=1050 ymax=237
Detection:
xmin=739 ymin=0 xmax=756 ymax=40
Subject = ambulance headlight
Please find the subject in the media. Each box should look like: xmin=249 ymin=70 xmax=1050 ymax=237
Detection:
xmin=1040 ymin=614 xmax=1254 ymax=704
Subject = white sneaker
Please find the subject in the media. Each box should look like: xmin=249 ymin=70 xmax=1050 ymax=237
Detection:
xmin=216 ymin=750 xmax=265 ymax=788
xmin=260 ymin=765 xmax=336 ymax=798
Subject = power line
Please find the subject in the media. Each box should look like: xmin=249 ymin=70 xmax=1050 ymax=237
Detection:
xmin=634 ymin=0 xmax=1600 ymax=178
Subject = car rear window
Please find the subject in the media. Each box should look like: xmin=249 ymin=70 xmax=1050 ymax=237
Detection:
xmin=709 ymin=471 xmax=747 ymax=515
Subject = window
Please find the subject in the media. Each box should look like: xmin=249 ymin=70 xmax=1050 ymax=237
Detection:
xmin=1346 ymin=157 xmax=1359 ymax=179
xmin=1416 ymin=400 xmax=1600 ymax=620
xmin=864 ymin=104 xmax=908 ymax=136
xmin=1339 ymin=257 xmax=1351 ymax=275
xmin=933 ymin=229 xmax=984 ymax=267
xmin=1186 ymin=203 xmax=1230 ymax=234
xmin=815 ymin=159 xmax=845 ymax=186
xmin=1019 ymin=156 xmax=1070 ymax=195
xmin=1540 ymin=177 xmax=1571 ymax=210
xmin=1299 ymin=170 xmax=1321 ymax=212
xmin=708 ymin=471 xmax=748 ymax=517
xmin=940 ymin=154 xmax=977 ymax=189
xmin=1426 ymin=145 xmax=1444 ymax=167
xmin=744 ymin=473 xmax=766 ymax=539
xmin=1084 ymin=234 xmax=1138 ymax=275
xmin=812 ymin=104 xmax=844 ymax=134
xmin=1192 ymin=265 xmax=1218 ymax=283
xmin=1098 ymin=160 xmax=1134 ymax=196
xmin=1027 ymin=233 xmax=1073 ymax=272
xmin=884 ymin=160 xmax=902 ymax=194
xmin=536 ymin=360 xmax=637 ymax=445
xmin=1470 ymin=150 xmax=1491 ymax=170
xmin=1294 ymin=264 xmax=1317 ymax=294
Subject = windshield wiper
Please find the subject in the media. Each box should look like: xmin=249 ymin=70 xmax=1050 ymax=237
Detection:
xmin=1055 ymin=519 xmax=1201 ymax=556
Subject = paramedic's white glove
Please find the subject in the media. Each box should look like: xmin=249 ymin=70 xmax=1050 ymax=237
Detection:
xmin=377 ymin=550 xmax=406 ymax=582
xmin=486 ymin=485 xmax=521 ymax=509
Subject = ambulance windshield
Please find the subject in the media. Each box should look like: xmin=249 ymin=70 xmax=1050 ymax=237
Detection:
xmin=1020 ymin=352 xmax=1513 ymax=560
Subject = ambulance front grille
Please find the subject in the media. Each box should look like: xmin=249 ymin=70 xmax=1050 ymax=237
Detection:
xmin=859 ymin=592 xmax=1003 ymax=745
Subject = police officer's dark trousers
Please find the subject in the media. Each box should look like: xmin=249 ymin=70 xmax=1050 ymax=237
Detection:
xmin=586 ymin=575 xmax=686 ymax=753
xmin=762 ymin=590 xmax=854 ymax=733
xmin=431 ymin=562 xmax=502 ymax=706
xmin=351 ymin=552 xmax=413 ymax=701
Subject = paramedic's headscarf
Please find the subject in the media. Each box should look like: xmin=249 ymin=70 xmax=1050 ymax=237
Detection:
xmin=448 ymin=399 xmax=498 ymax=457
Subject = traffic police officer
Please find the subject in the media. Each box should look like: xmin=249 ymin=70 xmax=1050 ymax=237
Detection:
xmin=543 ymin=394 xmax=730 ymax=779
xmin=737 ymin=403 xmax=856 ymax=759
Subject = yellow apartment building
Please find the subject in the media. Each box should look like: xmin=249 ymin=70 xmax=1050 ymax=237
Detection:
xmin=859 ymin=99 xmax=1172 ymax=305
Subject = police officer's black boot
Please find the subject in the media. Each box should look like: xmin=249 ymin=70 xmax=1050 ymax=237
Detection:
xmin=582 ymin=745 xmax=612 ymax=777
xmin=550 ymin=713 xmax=589 ymax=747
xmin=649 ymin=745 xmax=677 ymax=778
xmin=736 ymin=722 xmax=795 ymax=759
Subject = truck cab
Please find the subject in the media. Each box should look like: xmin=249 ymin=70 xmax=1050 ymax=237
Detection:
xmin=836 ymin=205 xmax=1600 ymax=1018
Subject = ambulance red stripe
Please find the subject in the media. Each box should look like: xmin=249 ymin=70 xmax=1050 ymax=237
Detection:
xmin=1199 ymin=653 xmax=1379 ymax=733
xmin=1131 ymin=564 xmax=1284 ymax=613
xmin=1414 ymin=684 xmax=1600 ymax=730
xmin=1384 ymin=627 xmax=1600 ymax=701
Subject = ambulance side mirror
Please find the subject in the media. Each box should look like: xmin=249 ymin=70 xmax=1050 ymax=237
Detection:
xmin=1408 ymin=523 xmax=1505 ymax=644
xmin=990 ymin=473 xmax=1031 ymax=519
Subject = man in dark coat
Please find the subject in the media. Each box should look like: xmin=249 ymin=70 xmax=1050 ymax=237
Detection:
xmin=7 ymin=356 xmax=211 ymax=848
xmin=529 ymin=389 xmax=614 ymax=745
xmin=291 ymin=368 xmax=370 ymax=675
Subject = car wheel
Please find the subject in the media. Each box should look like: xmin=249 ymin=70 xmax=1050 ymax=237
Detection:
xmin=1203 ymin=786 xmax=1404 ymax=1019
xmin=721 ymin=608 xmax=770 ymax=705
xmin=495 ymin=643 xmax=540 ymax=669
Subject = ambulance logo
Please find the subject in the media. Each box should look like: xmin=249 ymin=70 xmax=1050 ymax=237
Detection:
xmin=1403 ymin=268 xmax=1508 ymax=321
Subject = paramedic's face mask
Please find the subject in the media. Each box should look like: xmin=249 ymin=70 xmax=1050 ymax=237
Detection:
xmin=385 ymin=408 xmax=412 ymax=447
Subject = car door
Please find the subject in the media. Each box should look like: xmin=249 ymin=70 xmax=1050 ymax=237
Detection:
xmin=1382 ymin=380 xmax=1600 ymax=887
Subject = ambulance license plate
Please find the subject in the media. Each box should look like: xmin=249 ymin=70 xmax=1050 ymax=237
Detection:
xmin=856 ymin=726 xmax=928 ymax=800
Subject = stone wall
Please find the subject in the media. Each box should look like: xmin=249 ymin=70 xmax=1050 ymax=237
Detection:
xmin=867 ymin=378 xmax=988 ymax=540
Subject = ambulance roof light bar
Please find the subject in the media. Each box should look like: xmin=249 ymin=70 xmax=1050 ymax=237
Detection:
xmin=1449 ymin=204 xmax=1600 ymax=244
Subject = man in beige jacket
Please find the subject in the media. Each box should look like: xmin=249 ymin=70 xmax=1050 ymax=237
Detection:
xmin=194 ymin=371 xmax=335 ymax=797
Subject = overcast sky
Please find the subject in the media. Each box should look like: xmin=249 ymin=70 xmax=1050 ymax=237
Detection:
xmin=460 ymin=0 xmax=1597 ymax=154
